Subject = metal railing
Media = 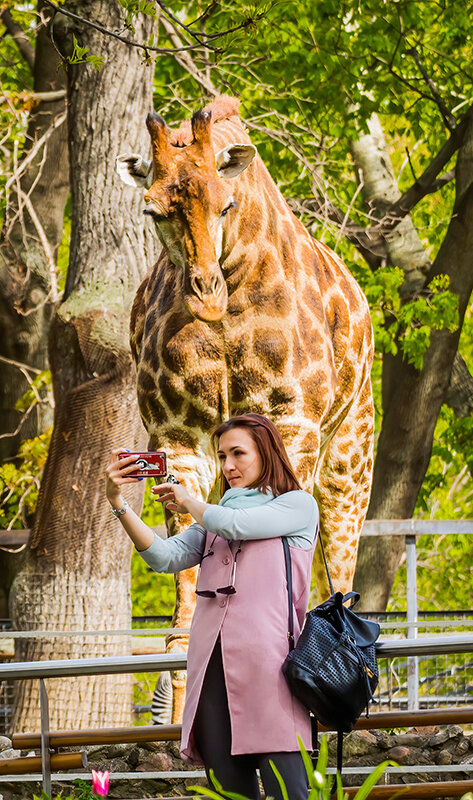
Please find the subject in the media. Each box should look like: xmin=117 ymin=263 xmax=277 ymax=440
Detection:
xmin=361 ymin=520 xmax=473 ymax=710
xmin=1 ymin=633 xmax=472 ymax=794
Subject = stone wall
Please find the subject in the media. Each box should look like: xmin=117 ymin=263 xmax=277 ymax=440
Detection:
xmin=1 ymin=725 xmax=472 ymax=798
xmin=327 ymin=726 xmax=473 ymax=788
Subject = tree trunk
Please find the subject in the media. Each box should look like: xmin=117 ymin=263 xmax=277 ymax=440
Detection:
xmin=9 ymin=0 xmax=159 ymax=731
xmin=353 ymin=111 xmax=473 ymax=609
xmin=0 ymin=1 xmax=68 ymax=459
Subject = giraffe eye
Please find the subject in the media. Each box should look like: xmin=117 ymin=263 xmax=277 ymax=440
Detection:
xmin=221 ymin=201 xmax=237 ymax=217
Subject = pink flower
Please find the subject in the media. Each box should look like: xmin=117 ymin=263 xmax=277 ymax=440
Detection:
xmin=91 ymin=769 xmax=110 ymax=796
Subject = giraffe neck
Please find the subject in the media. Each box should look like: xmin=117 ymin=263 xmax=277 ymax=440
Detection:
xmin=210 ymin=120 xmax=309 ymax=293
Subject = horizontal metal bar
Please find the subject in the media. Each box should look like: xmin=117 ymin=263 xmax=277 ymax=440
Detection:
xmin=0 ymin=652 xmax=187 ymax=679
xmin=2 ymin=618 xmax=472 ymax=638
xmin=338 ymin=765 xmax=473 ymax=774
xmin=13 ymin=724 xmax=182 ymax=749
xmin=2 ymin=765 xmax=473 ymax=785
xmin=0 ymin=531 xmax=29 ymax=546
xmin=361 ymin=520 xmax=473 ymax=536
xmin=0 ymin=634 xmax=472 ymax=680
xmin=0 ymin=752 xmax=85 ymax=776
xmin=373 ymin=618 xmax=473 ymax=630
xmin=377 ymin=633 xmax=473 ymax=657
xmin=345 ymin=780 xmax=473 ymax=800
xmin=12 ymin=709 xmax=473 ymax=751
xmin=0 ymin=772 xmax=206 ymax=784
xmin=0 ymin=628 xmax=189 ymax=639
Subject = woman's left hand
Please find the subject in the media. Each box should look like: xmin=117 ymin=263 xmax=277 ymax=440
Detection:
xmin=152 ymin=482 xmax=192 ymax=514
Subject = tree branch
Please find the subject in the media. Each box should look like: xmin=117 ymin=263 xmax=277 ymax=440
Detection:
xmin=407 ymin=46 xmax=457 ymax=132
xmin=288 ymin=196 xmax=388 ymax=268
xmin=43 ymin=0 xmax=260 ymax=56
xmin=0 ymin=9 xmax=35 ymax=71
xmin=158 ymin=15 xmax=217 ymax=95
xmin=379 ymin=113 xmax=470 ymax=233
xmin=155 ymin=0 xmax=259 ymax=47
xmin=445 ymin=352 xmax=473 ymax=418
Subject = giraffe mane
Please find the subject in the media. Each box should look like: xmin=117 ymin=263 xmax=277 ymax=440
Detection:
xmin=170 ymin=95 xmax=241 ymax=147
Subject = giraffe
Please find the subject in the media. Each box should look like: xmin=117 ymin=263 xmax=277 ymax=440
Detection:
xmin=117 ymin=96 xmax=374 ymax=721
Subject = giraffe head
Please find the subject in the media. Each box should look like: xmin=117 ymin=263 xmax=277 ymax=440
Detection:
xmin=117 ymin=104 xmax=256 ymax=322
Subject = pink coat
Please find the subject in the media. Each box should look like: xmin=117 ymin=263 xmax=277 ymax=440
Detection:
xmin=180 ymin=531 xmax=316 ymax=763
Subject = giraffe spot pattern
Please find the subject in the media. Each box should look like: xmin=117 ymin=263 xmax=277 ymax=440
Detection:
xmin=300 ymin=431 xmax=319 ymax=452
xmin=164 ymin=426 xmax=199 ymax=450
xmin=139 ymin=393 xmax=168 ymax=426
xmin=247 ymin=280 xmax=292 ymax=317
xmin=143 ymin=339 xmax=161 ymax=374
xmin=301 ymin=372 xmax=327 ymax=419
xmin=269 ymin=386 xmax=297 ymax=413
xmin=184 ymin=373 xmax=220 ymax=408
xmin=253 ymin=328 xmax=289 ymax=372
xmin=230 ymin=368 xmax=268 ymax=403
xmin=158 ymin=373 xmax=184 ymax=413
xmin=238 ymin=206 xmax=263 ymax=245
xmin=292 ymin=329 xmax=309 ymax=372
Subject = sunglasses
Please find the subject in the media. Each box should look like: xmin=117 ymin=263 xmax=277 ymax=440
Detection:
xmin=195 ymin=536 xmax=242 ymax=598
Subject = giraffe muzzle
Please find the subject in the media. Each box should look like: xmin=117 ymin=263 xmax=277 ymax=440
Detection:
xmin=185 ymin=270 xmax=228 ymax=322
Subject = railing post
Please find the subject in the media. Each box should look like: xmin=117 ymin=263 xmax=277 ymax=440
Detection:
xmin=40 ymin=678 xmax=51 ymax=796
xmin=406 ymin=534 xmax=419 ymax=710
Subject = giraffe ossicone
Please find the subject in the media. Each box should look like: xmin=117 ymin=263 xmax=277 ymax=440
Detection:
xmin=117 ymin=96 xmax=375 ymax=723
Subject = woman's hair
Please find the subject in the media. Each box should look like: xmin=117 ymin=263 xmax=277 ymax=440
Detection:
xmin=212 ymin=412 xmax=302 ymax=497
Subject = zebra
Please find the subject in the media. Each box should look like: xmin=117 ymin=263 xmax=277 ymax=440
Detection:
xmin=151 ymin=671 xmax=172 ymax=725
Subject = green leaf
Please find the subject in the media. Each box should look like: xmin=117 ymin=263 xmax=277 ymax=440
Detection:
xmin=352 ymin=761 xmax=399 ymax=800
xmin=269 ymin=760 xmax=290 ymax=800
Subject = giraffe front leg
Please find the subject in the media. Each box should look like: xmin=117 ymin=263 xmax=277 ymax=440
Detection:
xmin=167 ymin=562 xmax=199 ymax=724
xmin=314 ymin=376 xmax=374 ymax=600
xmin=154 ymin=452 xmax=217 ymax=724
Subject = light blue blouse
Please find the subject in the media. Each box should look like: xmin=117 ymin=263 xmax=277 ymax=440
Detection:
xmin=138 ymin=489 xmax=319 ymax=574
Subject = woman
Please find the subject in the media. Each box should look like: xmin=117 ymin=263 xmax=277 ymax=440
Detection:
xmin=105 ymin=413 xmax=319 ymax=800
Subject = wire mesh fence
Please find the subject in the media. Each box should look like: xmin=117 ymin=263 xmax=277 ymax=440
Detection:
xmin=1 ymin=612 xmax=472 ymax=734
xmin=366 ymin=611 xmax=473 ymax=711
xmin=132 ymin=612 xmax=473 ymax=723
xmin=0 ymin=618 xmax=14 ymax=735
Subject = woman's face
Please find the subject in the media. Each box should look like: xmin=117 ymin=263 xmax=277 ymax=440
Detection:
xmin=217 ymin=428 xmax=263 ymax=489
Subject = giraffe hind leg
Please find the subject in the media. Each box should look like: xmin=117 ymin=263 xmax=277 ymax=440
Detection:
xmin=313 ymin=376 xmax=374 ymax=601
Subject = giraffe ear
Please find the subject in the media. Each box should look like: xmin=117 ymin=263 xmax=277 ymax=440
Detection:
xmin=215 ymin=143 xmax=257 ymax=178
xmin=116 ymin=153 xmax=152 ymax=188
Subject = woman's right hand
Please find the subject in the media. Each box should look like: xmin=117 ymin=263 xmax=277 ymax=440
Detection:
xmin=105 ymin=449 xmax=140 ymax=505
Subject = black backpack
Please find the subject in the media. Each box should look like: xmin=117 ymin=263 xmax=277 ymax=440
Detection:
xmin=282 ymin=532 xmax=380 ymax=774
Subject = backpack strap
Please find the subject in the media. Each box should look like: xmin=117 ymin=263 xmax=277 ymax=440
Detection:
xmin=317 ymin=526 xmax=334 ymax=595
xmin=282 ymin=537 xmax=295 ymax=652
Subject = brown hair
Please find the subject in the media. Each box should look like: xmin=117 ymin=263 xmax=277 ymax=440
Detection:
xmin=212 ymin=413 xmax=302 ymax=498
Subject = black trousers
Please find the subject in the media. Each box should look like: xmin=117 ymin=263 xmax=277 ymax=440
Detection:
xmin=193 ymin=639 xmax=309 ymax=800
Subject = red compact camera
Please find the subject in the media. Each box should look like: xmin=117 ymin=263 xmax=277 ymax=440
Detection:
xmin=119 ymin=451 xmax=167 ymax=477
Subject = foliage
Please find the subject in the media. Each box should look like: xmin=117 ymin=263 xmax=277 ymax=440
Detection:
xmin=389 ymin=397 xmax=473 ymax=613
xmin=71 ymin=778 xmax=94 ymax=800
xmin=365 ymin=270 xmax=459 ymax=369
xmin=0 ymin=426 xmax=51 ymax=529
xmin=1 ymin=0 xmax=473 ymax=618
xmin=189 ymin=735 xmax=397 ymax=800
xmin=33 ymin=786 xmax=92 ymax=800
xmin=67 ymin=35 xmax=105 ymax=70
xmin=0 ymin=3 xmax=35 ymax=221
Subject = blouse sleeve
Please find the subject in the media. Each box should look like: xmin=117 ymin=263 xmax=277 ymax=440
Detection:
xmin=137 ymin=523 xmax=206 ymax=573
xmin=202 ymin=491 xmax=318 ymax=547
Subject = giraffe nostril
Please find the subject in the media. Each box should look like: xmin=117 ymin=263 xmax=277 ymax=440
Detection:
xmin=191 ymin=276 xmax=205 ymax=301
xmin=190 ymin=273 xmax=225 ymax=300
